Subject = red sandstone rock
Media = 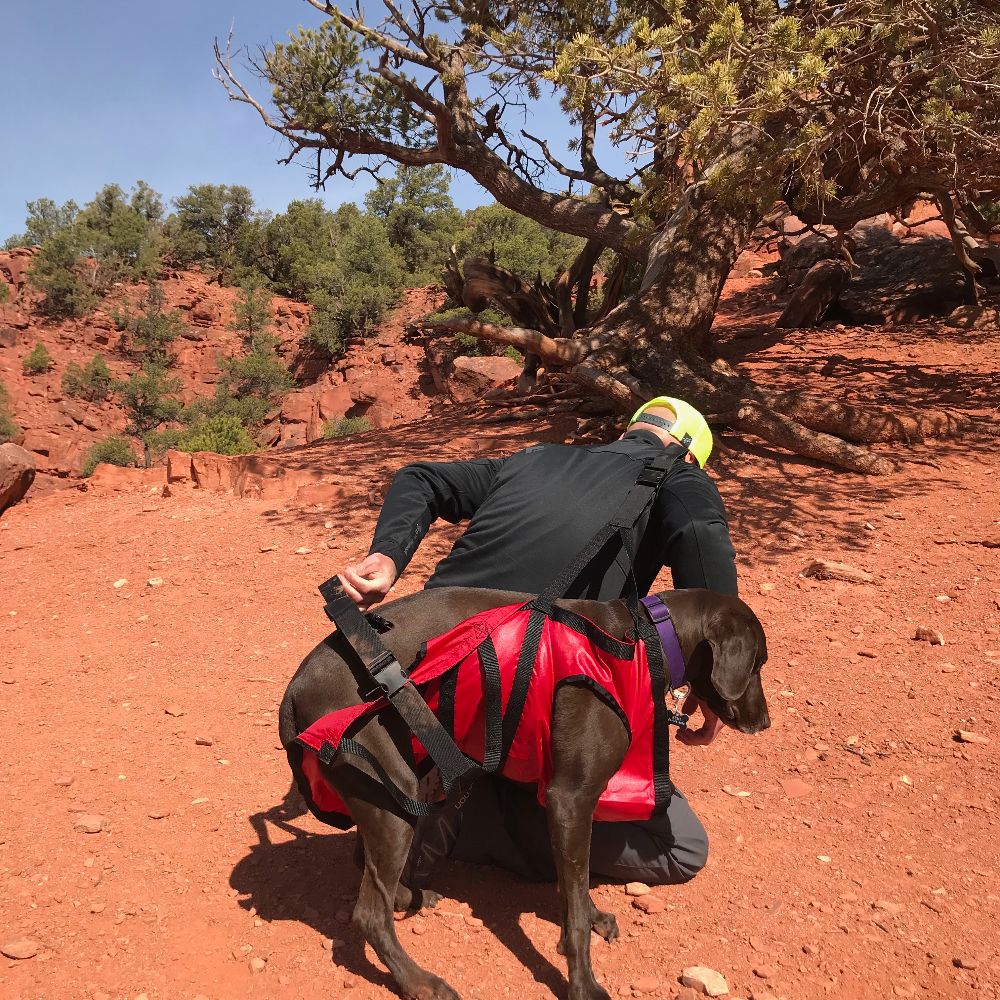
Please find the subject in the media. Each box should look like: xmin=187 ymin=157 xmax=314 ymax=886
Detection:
xmin=87 ymin=465 xmax=166 ymax=490
xmin=0 ymin=443 xmax=36 ymax=513
xmin=166 ymin=450 xmax=194 ymax=484
xmin=449 ymin=355 xmax=520 ymax=402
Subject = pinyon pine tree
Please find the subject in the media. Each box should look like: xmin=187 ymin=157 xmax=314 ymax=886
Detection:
xmin=217 ymin=0 xmax=1000 ymax=472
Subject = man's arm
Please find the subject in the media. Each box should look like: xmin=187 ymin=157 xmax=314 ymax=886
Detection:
xmin=339 ymin=458 xmax=503 ymax=607
xmin=654 ymin=464 xmax=738 ymax=597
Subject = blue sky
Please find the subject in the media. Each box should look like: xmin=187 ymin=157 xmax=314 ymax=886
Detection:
xmin=2 ymin=2 xmax=621 ymax=241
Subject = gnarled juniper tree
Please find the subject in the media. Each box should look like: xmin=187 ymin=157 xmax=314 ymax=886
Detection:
xmin=217 ymin=1 xmax=1000 ymax=472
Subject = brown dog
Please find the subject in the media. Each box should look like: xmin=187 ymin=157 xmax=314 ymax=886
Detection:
xmin=280 ymin=586 xmax=769 ymax=1000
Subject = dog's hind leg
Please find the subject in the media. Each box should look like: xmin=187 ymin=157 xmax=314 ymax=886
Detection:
xmin=345 ymin=794 xmax=459 ymax=1000
xmin=547 ymin=688 xmax=629 ymax=1000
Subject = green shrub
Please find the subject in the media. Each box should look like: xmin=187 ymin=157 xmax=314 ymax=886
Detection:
xmin=323 ymin=415 xmax=371 ymax=438
xmin=0 ymin=382 xmax=18 ymax=444
xmin=22 ymin=342 xmax=53 ymax=376
xmin=83 ymin=435 xmax=138 ymax=477
xmin=111 ymin=282 xmax=185 ymax=364
xmin=176 ymin=414 xmax=256 ymax=455
xmin=0 ymin=281 xmax=9 ymax=304
xmin=29 ymin=228 xmax=97 ymax=318
xmin=217 ymin=349 xmax=294 ymax=405
xmin=62 ymin=354 xmax=114 ymax=401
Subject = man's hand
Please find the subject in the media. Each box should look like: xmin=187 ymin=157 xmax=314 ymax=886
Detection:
xmin=675 ymin=691 xmax=725 ymax=747
xmin=339 ymin=553 xmax=398 ymax=609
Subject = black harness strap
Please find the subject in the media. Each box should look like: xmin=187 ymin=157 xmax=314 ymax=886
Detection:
xmin=318 ymin=578 xmax=478 ymax=799
xmin=532 ymin=447 xmax=685 ymax=617
xmin=477 ymin=635 xmax=504 ymax=773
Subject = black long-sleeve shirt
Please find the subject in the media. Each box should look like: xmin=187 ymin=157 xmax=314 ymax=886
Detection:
xmin=369 ymin=430 xmax=738 ymax=599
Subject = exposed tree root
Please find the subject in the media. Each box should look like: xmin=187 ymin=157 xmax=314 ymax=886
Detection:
xmin=427 ymin=253 xmax=970 ymax=476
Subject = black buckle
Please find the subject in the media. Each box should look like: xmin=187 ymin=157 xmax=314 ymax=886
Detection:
xmin=362 ymin=654 xmax=409 ymax=700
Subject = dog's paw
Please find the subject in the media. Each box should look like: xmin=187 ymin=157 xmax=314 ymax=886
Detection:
xmin=418 ymin=887 xmax=443 ymax=910
xmin=412 ymin=975 xmax=461 ymax=1000
xmin=590 ymin=909 xmax=619 ymax=943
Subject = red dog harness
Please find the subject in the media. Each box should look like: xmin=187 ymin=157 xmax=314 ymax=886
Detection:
xmin=296 ymin=597 xmax=682 ymax=827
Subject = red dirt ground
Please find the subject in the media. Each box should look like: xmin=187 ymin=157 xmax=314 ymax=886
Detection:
xmin=2 ymin=276 xmax=999 ymax=1000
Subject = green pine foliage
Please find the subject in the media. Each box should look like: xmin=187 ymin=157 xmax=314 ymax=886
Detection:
xmin=82 ymin=435 xmax=138 ymax=477
xmin=62 ymin=354 xmax=114 ymax=402
xmin=113 ymin=362 xmax=184 ymax=467
xmin=0 ymin=381 xmax=19 ymax=444
xmin=455 ymin=206 xmax=582 ymax=283
xmin=28 ymin=228 xmax=98 ymax=318
xmin=230 ymin=280 xmax=277 ymax=352
xmin=22 ymin=342 xmax=53 ymax=376
xmin=111 ymin=282 xmax=186 ymax=365
xmin=175 ymin=414 xmax=256 ymax=455
xmin=3 ymin=197 xmax=79 ymax=250
xmin=323 ymin=415 xmax=371 ymax=438
xmin=365 ymin=165 xmax=463 ymax=284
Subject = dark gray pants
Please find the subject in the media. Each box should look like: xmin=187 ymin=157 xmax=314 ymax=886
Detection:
xmin=449 ymin=776 xmax=708 ymax=885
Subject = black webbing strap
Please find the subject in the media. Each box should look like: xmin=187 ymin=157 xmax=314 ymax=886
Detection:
xmin=498 ymin=606 xmax=546 ymax=770
xmin=322 ymin=737 xmax=439 ymax=816
xmin=532 ymin=447 xmax=684 ymax=616
xmin=477 ymin=636 xmax=504 ymax=773
xmin=318 ymin=578 xmax=478 ymax=799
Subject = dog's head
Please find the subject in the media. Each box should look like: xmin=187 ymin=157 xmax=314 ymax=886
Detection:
xmin=681 ymin=601 xmax=770 ymax=734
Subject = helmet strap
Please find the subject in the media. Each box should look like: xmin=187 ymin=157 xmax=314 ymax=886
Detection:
xmin=632 ymin=412 xmax=693 ymax=447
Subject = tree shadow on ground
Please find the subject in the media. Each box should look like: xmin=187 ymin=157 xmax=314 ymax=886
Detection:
xmin=232 ymin=794 xmax=569 ymax=998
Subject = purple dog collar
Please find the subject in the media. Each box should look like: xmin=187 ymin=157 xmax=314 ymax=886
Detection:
xmin=640 ymin=595 xmax=687 ymax=690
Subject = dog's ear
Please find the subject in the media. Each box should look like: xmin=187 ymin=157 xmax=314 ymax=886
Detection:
xmin=704 ymin=610 xmax=759 ymax=703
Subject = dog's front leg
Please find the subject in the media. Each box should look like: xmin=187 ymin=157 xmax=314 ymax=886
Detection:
xmin=547 ymin=692 xmax=629 ymax=1000
xmin=547 ymin=784 xmax=608 ymax=1000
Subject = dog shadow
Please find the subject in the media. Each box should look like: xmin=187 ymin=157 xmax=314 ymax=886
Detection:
xmin=232 ymin=790 xmax=568 ymax=997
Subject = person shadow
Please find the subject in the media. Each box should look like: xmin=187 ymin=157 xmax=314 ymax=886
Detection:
xmin=232 ymin=786 xmax=570 ymax=997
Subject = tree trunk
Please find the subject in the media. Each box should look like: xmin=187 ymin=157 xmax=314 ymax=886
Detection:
xmin=427 ymin=183 xmax=963 ymax=475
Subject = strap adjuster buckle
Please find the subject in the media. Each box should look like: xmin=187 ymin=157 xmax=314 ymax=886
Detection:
xmin=363 ymin=653 xmax=409 ymax=700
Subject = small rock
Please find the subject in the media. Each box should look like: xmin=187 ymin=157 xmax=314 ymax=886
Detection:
xmin=953 ymin=957 xmax=979 ymax=970
xmin=147 ymin=577 xmax=164 ymax=587
xmin=164 ymin=706 xmax=184 ymax=717
xmin=625 ymin=881 xmax=651 ymax=897
xmin=800 ymin=559 xmax=873 ymax=584
xmin=74 ymin=814 xmax=107 ymax=834
xmin=914 ymin=626 xmax=945 ymax=646
xmin=899 ymin=775 xmax=912 ymax=786
xmin=722 ymin=785 xmax=751 ymax=797
xmin=680 ymin=966 xmax=729 ymax=997
xmin=249 ymin=956 xmax=267 ymax=973
xmin=817 ymin=855 xmax=832 ymax=863
xmin=465 ymin=915 xmax=484 ymax=928
xmin=753 ymin=965 xmax=777 ymax=979
xmin=956 ymin=730 xmax=989 ymax=745
xmin=857 ymin=649 xmax=878 ymax=659
xmin=113 ymin=579 xmax=128 ymax=589
xmin=758 ymin=582 xmax=775 ymax=594
xmin=294 ymin=546 xmax=312 ymax=555
xmin=632 ymin=977 xmax=660 ymax=993
xmin=259 ymin=545 xmax=278 ymax=552
xmin=195 ymin=736 xmax=214 ymax=747
xmin=677 ymin=990 xmax=702 ymax=1000
xmin=147 ymin=809 xmax=170 ymax=820
xmin=633 ymin=896 xmax=665 ymax=915
xmin=1 ymin=938 xmax=40 ymax=959
xmin=873 ymin=900 xmax=903 ymax=914
xmin=411 ymin=922 xmax=427 ymax=935
xmin=53 ymin=776 xmax=74 ymax=787
xmin=941 ymin=662 xmax=958 ymax=673
xmin=780 ymin=778 xmax=812 ymax=799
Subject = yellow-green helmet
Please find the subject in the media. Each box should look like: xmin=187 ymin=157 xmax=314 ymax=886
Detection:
xmin=628 ymin=396 xmax=713 ymax=467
